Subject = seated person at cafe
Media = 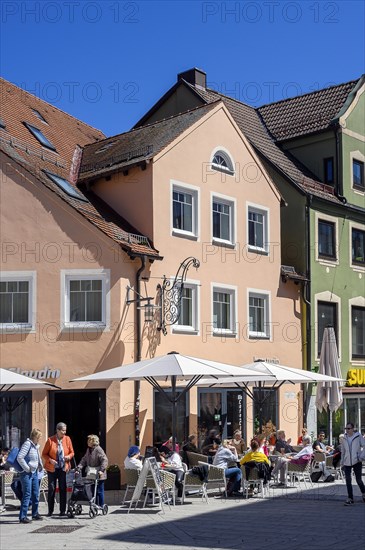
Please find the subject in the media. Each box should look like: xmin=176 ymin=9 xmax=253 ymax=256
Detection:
xmin=230 ymin=430 xmax=246 ymax=456
xmin=312 ymin=432 xmax=335 ymax=482
xmin=240 ymin=439 xmax=271 ymax=486
xmin=213 ymin=438 xmax=242 ymax=497
xmin=275 ymin=430 xmax=294 ymax=454
xmin=163 ymin=436 xmax=180 ymax=453
xmin=255 ymin=434 xmax=269 ymax=457
xmin=202 ymin=429 xmax=219 ymax=459
xmin=159 ymin=445 xmax=185 ymax=501
xmin=272 ymin=435 xmax=313 ymax=486
xmin=182 ymin=435 xmax=200 ymax=467
xmin=297 ymin=428 xmax=308 ymax=446
xmin=124 ymin=446 xmax=143 ymax=471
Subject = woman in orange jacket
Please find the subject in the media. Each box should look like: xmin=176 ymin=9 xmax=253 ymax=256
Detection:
xmin=42 ymin=422 xmax=74 ymax=517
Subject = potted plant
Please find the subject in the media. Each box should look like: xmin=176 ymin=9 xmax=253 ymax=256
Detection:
xmin=105 ymin=464 xmax=121 ymax=490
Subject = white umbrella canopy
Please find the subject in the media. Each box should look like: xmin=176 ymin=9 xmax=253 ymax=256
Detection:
xmin=0 ymin=368 xmax=60 ymax=391
xmin=315 ymin=327 xmax=343 ymax=443
xmin=71 ymin=353 xmax=262 ymax=382
xmin=71 ymin=352 xmax=267 ymax=450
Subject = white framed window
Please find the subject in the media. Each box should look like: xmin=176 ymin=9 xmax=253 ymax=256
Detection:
xmin=315 ymin=212 xmax=339 ymax=265
xmin=350 ymin=151 xmax=365 ymax=193
xmin=349 ymin=296 xmax=365 ymax=363
xmin=247 ymin=203 xmax=269 ymax=253
xmin=210 ymin=147 xmax=235 ymax=176
xmin=314 ymin=291 xmax=341 ymax=361
xmin=212 ymin=193 xmax=236 ymax=245
xmin=0 ymin=271 xmax=36 ymax=332
xmin=212 ymin=284 xmax=237 ymax=334
xmin=173 ymin=280 xmax=199 ymax=334
xmin=248 ymin=290 xmax=270 ymax=339
xmin=350 ymin=222 xmax=365 ymax=272
xmin=171 ymin=181 xmax=199 ymax=239
xmin=61 ymin=269 xmax=110 ymax=330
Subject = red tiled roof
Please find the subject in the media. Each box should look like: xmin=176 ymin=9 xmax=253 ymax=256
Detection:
xmin=183 ymin=81 xmax=342 ymax=203
xmin=257 ymin=79 xmax=360 ymax=141
xmin=0 ymin=78 xmax=159 ymax=259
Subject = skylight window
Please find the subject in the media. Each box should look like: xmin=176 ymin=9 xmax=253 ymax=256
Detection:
xmin=44 ymin=171 xmax=87 ymax=201
xmin=0 ymin=117 xmax=5 ymax=129
xmin=23 ymin=122 xmax=56 ymax=151
xmin=95 ymin=141 xmax=117 ymax=154
xmin=32 ymin=109 xmax=48 ymax=124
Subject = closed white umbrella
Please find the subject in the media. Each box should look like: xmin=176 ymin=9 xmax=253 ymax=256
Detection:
xmin=315 ymin=327 xmax=343 ymax=444
xmin=71 ymin=352 xmax=268 ymax=450
xmin=0 ymin=368 xmax=60 ymax=392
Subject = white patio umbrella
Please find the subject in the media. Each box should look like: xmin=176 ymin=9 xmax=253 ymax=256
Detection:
xmin=71 ymin=352 xmax=270 ymax=450
xmin=196 ymin=359 xmax=344 ymax=432
xmin=315 ymin=327 xmax=343 ymax=444
xmin=0 ymin=368 xmax=60 ymax=392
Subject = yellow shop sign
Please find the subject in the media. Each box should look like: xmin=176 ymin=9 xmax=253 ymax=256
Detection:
xmin=346 ymin=369 xmax=365 ymax=387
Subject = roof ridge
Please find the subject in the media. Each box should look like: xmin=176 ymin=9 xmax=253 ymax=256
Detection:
xmin=0 ymin=77 xmax=105 ymax=137
xmin=257 ymin=77 xmax=360 ymax=109
xmin=90 ymin=101 xmax=221 ymax=143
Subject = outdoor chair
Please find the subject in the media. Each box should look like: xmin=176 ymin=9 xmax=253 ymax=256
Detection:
xmin=287 ymin=460 xmax=313 ymax=489
xmin=241 ymin=465 xmax=269 ymax=499
xmin=186 ymin=452 xmax=208 ymax=467
xmin=39 ymin=474 xmax=57 ymax=504
xmin=182 ymin=470 xmax=209 ymax=504
xmin=313 ymin=451 xmax=338 ymax=478
xmin=205 ymin=464 xmax=227 ymax=497
xmin=143 ymin=470 xmax=176 ymax=507
xmin=122 ymin=469 xmax=140 ymax=504
xmin=2 ymin=471 xmax=16 ymax=503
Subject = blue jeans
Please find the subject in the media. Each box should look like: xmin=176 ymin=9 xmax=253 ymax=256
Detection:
xmin=19 ymin=471 xmax=39 ymax=520
xmin=96 ymin=480 xmax=105 ymax=506
xmin=225 ymin=467 xmax=242 ymax=493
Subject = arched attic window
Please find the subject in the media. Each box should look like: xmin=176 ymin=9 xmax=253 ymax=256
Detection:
xmin=211 ymin=149 xmax=235 ymax=175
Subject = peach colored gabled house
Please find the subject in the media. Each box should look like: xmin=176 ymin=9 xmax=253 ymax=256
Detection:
xmin=77 ymin=100 xmax=304 ymax=450
xmin=0 ymin=78 xmax=161 ymax=467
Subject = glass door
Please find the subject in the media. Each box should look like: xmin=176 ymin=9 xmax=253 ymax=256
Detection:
xmin=198 ymin=389 xmax=245 ymax=446
xmin=0 ymin=391 xmax=32 ymax=449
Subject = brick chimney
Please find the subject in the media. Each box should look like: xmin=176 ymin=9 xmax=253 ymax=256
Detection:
xmin=177 ymin=68 xmax=206 ymax=90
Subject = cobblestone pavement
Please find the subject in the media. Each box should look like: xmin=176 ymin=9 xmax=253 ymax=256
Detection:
xmin=1 ymin=481 xmax=365 ymax=550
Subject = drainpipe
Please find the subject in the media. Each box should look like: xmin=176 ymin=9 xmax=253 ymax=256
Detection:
xmin=303 ymin=195 xmax=312 ymax=427
xmin=134 ymin=255 xmax=147 ymax=445
xmin=334 ymin=126 xmax=347 ymax=204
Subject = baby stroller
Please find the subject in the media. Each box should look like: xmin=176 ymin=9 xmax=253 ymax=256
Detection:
xmin=67 ymin=469 xmax=108 ymax=519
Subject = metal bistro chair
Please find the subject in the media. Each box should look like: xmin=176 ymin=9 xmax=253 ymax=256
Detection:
xmin=205 ymin=463 xmax=227 ymax=498
xmin=241 ymin=465 xmax=269 ymax=499
xmin=313 ymin=451 xmax=338 ymax=480
xmin=182 ymin=464 xmax=209 ymax=504
xmin=186 ymin=452 xmax=208 ymax=468
xmin=287 ymin=460 xmax=313 ymax=489
xmin=143 ymin=470 xmax=176 ymax=507
xmin=122 ymin=469 xmax=140 ymax=504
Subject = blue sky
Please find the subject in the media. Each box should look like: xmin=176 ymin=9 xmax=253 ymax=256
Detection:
xmin=1 ymin=0 xmax=364 ymax=136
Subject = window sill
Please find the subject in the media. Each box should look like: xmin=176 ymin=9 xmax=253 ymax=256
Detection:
xmin=317 ymin=258 xmax=339 ymax=267
xmin=172 ymin=230 xmax=198 ymax=241
xmin=351 ymin=263 xmax=365 ymax=273
xmin=62 ymin=323 xmax=108 ymax=332
xmin=213 ymin=330 xmax=237 ymax=338
xmin=0 ymin=324 xmax=34 ymax=334
xmin=248 ymin=334 xmax=270 ymax=340
xmin=212 ymin=239 xmax=235 ymax=249
xmin=172 ymin=327 xmax=199 ymax=335
xmin=352 ymin=186 xmax=365 ymax=194
xmin=247 ymin=246 xmax=268 ymax=255
xmin=350 ymin=359 xmax=365 ymax=365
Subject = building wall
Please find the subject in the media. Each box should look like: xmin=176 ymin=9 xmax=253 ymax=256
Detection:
xmin=0 ymin=154 xmax=139 ymax=466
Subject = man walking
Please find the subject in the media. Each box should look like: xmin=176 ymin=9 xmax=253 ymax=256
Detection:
xmin=341 ymin=423 xmax=365 ymax=506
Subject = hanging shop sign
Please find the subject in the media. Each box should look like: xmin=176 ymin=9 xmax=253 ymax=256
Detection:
xmin=346 ymin=368 xmax=365 ymax=387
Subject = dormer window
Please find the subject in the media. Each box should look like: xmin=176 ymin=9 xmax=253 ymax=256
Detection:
xmin=211 ymin=149 xmax=234 ymax=175
xmin=23 ymin=122 xmax=56 ymax=151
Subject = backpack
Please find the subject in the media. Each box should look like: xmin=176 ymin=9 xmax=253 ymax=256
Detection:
xmin=6 ymin=447 xmax=23 ymax=472
xmin=310 ymin=471 xmax=322 ymax=483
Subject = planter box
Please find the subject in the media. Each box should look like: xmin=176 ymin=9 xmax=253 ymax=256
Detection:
xmin=105 ymin=470 xmax=120 ymax=491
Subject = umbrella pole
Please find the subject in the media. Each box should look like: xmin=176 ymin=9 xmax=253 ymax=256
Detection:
xmin=258 ymin=381 xmax=263 ymax=433
xmin=171 ymin=375 xmax=177 ymax=452
xmin=329 ymin=410 xmax=333 ymax=446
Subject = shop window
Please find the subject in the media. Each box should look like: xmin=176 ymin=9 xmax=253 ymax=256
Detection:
xmin=153 ymin=389 xmax=187 ymax=447
xmin=253 ymin=388 xmax=277 ymax=435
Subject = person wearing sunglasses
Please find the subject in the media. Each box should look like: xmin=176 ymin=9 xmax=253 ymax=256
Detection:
xmin=341 ymin=423 xmax=365 ymax=506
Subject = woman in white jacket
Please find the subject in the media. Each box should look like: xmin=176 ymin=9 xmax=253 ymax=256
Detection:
xmin=341 ymin=423 xmax=365 ymax=506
